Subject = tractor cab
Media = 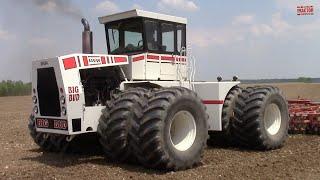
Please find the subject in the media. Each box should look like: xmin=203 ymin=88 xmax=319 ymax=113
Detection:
xmin=99 ymin=9 xmax=188 ymax=81
xmin=99 ymin=9 xmax=187 ymax=56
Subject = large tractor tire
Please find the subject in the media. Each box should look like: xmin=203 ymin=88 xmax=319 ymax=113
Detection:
xmin=97 ymin=88 xmax=148 ymax=162
xmin=233 ymin=86 xmax=289 ymax=150
xmin=209 ymin=86 xmax=242 ymax=144
xmin=134 ymin=87 xmax=208 ymax=170
xmin=28 ymin=115 xmax=69 ymax=152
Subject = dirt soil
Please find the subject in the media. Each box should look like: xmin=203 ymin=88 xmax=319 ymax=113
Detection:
xmin=242 ymin=83 xmax=320 ymax=101
xmin=0 ymin=83 xmax=320 ymax=180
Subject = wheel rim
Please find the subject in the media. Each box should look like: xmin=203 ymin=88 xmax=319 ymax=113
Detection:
xmin=169 ymin=110 xmax=197 ymax=151
xmin=264 ymin=103 xmax=282 ymax=135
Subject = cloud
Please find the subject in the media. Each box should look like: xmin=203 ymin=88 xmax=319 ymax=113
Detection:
xmin=250 ymin=24 xmax=273 ymax=36
xmin=0 ymin=27 xmax=14 ymax=40
xmin=28 ymin=37 xmax=54 ymax=46
xmin=292 ymin=18 xmax=320 ymax=39
xmin=270 ymin=13 xmax=291 ymax=35
xmin=232 ymin=15 xmax=255 ymax=25
xmin=189 ymin=28 xmax=245 ymax=47
xmin=132 ymin=4 xmax=143 ymax=10
xmin=249 ymin=13 xmax=291 ymax=37
xmin=190 ymin=13 xmax=287 ymax=47
xmin=298 ymin=19 xmax=320 ymax=32
xmin=190 ymin=14 xmax=257 ymax=47
xmin=0 ymin=29 xmax=11 ymax=40
xmin=158 ymin=0 xmax=199 ymax=12
xmin=31 ymin=0 xmax=83 ymax=19
xmin=37 ymin=0 xmax=56 ymax=11
xmin=189 ymin=12 xmax=320 ymax=48
xmin=95 ymin=0 xmax=120 ymax=14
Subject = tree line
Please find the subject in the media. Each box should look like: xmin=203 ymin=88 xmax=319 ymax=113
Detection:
xmin=0 ymin=80 xmax=31 ymax=97
xmin=297 ymin=77 xmax=312 ymax=83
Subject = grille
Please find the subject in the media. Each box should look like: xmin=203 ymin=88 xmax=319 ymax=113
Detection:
xmin=37 ymin=67 xmax=61 ymax=117
xmin=72 ymin=118 xmax=81 ymax=132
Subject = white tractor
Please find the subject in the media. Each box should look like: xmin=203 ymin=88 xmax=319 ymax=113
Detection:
xmin=29 ymin=9 xmax=289 ymax=170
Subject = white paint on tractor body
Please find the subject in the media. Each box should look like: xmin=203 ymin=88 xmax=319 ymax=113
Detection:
xmin=31 ymin=53 xmax=239 ymax=135
xmin=126 ymin=53 xmax=188 ymax=81
xmin=32 ymin=54 xmax=129 ymax=135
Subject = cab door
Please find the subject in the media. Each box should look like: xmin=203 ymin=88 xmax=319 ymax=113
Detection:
xmin=159 ymin=23 xmax=177 ymax=78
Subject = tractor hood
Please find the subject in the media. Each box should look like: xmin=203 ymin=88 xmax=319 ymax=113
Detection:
xmin=58 ymin=54 xmax=128 ymax=70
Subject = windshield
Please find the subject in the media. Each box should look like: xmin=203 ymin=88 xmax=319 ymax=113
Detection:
xmin=106 ymin=19 xmax=144 ymax=54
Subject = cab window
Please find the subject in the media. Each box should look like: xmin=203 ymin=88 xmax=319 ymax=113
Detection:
xmin=108 ymin=28 xmax=119 ymax=53
xmin=106 ymin=18 xmax=144 ymax=54
xmin=145 ymin=20 xmax=160 ymax=51
xmin=161 ymin=23 xmax=174 ymax=53
xmin=177 ymin=25 xmax=186 ymax=54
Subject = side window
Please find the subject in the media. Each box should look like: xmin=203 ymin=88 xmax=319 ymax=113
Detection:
xmin=124 ymin=31 xmax=143 ymax=52
xmin=177 ymin=25 xmax=186 ymax=54
xmin=145 ymin=20 xmax=159 ymax=51
xmin=123 ymin=20 xmax=143 ymax=52
xmin=106 ymin=18 xmax=144 ymax=54
xmin=108 ymin=28 xmax=119 ymax=53
xmin=161 ymin=23 xmax=174 ymax=52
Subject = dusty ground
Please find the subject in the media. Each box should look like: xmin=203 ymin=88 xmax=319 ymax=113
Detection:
xmin=242 ymin=83 xmax=320 ymax=101
xmin=0 ymin=83 xmax=319 ymax=180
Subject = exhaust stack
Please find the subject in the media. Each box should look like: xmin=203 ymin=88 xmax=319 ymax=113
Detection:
xmin=81 ymin=18 xmax=93 ymax=54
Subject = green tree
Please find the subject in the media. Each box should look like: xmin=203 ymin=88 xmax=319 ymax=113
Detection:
xmin=0 ymin=80 xmax=31 ymax=97
xmin=297 ymin=77 xmax=312 ymax=83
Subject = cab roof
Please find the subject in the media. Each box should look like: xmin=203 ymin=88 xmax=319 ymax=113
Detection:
xmin=98 ymin=9 xmax=187 ymax=25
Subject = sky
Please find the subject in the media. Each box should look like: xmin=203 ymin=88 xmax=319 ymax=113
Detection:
xmin=0 ymin=0 xmax=319 ymax=82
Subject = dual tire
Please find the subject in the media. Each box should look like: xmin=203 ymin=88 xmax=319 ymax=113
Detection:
xmin=97 ymin=88 xmax=148 ymax=162
xmin=210 ymin=86 xmax=289 ymax=150
xmin=135 ymin=87 xmax=208 ymax=170
xmin=232 ymin=86 xmax=289 ymax=149
xmin=97 ymin=87 xmax=208 ymax=170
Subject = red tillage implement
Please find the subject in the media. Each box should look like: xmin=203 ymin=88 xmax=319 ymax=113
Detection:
xmin=288 ymin=99 xmax=320 ymax=134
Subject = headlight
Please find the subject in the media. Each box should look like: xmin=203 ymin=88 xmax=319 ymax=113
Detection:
xmin=62 ymin=107 xmax=67 ymax=115
xmin=60 ymin=96 xmax=66 ymax=104
xmin=32 ymin=96 xmax=37 ymax=104
xmin=33 ymin=106 xmax=38 ymax=114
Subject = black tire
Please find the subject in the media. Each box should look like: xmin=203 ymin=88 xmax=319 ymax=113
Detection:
xmin=209 ymin=86 xmax=242 ymax=143
xmin=316 ymin=126 xmax=320 ymax=135
xmin=233 ymin=86 xmax=289 ymax=150
xmin=135 ymin=87 xmax=208 ymax=170
xmin=97 ymin=88 xmax=148 ymax=162
xmin=28 ymin=114 xmax=69 ymax=152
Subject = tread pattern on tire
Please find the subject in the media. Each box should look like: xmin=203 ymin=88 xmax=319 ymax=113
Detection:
xmin=210 ymin=86 xmax=242 ymax=143
xmin=97 ymin=88 xmax=148 ymax=162
xmin=233 ymin=86 xmax=289 ymax=150
xmin=134 ymin=87 xmax=208 ymax=171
